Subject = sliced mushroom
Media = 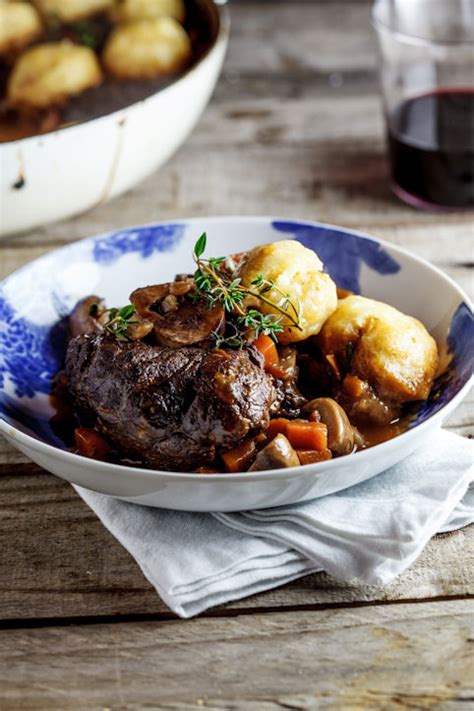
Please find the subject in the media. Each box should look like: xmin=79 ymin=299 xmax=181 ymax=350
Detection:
xmin=126 ymin=315 xmax=154 ymax=341
xmin=248 ymin=433 xmax=300 ymax=471
xmin=130 ymin=281 xmax=224 ymax=348
xmin=69 ymin=295 xmax=105 ymax=337
xmin=302 ymin=397 xmax=354 ymax=455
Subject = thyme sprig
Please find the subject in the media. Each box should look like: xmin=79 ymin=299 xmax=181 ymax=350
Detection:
xmin=89 ymin=303 xmax=138 ymax=342
xmin=193 ymin=233 xmax=301 ymax=346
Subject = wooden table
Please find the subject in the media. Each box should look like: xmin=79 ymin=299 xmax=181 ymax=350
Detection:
xmin=1 ymin=1 xmax=473 ymax=708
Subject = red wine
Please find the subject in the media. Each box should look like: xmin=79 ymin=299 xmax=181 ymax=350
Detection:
xmin=388 ymin=89 xmax=474 ymax=209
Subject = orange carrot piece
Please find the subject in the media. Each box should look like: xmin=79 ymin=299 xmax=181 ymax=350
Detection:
xmin=285 ymin=420 xmax=328 ymax=451
xmin=222 ymin=439 xmax=257 ymax=473
xmin=254 ymin=334 xmax=279 ymax=368
xmin=74 ymin=427 xmax=111 ymax=460
xmin=195 ymin=466 xmax=223 ymax=474
xmin=336 ymin=287 xmax=353 ymax=300
xmin=266 ymin=418 xmax=290 ymax=440
xmin=343 ymin=373 xmax=367 ymax=399
xmin=266 ymin=363 xmax=289 ymax=381
xmin=297 ymin=449 xmax=333 ymax=465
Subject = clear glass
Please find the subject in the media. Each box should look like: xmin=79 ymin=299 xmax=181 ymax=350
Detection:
xmin=372 ymin=0 xmax=474 ymax=210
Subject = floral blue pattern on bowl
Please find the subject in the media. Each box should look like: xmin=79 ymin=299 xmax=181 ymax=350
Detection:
xmin=272 ymin=220 xmax=401 ymax=293
xmin=93 ymin=223 xmax=186 ymax=265
xmin=0 ymin=219 xmax=472 ymax=451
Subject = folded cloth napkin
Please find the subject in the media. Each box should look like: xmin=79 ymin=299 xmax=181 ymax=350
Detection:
xmin=76 ymin=429 xmax=473 ymax=618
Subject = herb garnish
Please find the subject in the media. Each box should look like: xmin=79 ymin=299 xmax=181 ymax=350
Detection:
xmin=193 ymin=233 xmax=301 ymax=348
xmin=89 ymin=303 xmax=138 ymax=341
xmin=346 ymin=343 xmax=355 ymax=367
xmin=77 ymin=21 xmax=99 ymax=48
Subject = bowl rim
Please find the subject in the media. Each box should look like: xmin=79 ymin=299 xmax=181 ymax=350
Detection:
xmin=1 ymin=215 xmax=472 ymax=482
xmin=0 ymin=0 xmax=230 ymax=148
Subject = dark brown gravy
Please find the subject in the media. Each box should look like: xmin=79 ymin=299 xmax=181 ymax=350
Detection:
xmin=0 ymin=0 xmax=218 ymax=143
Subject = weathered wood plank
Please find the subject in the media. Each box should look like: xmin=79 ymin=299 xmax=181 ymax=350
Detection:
xmin=3 ymin=139 xmax=473 ymax=253
xmin=0 ymin=457 xmax=472 ymax=621
xmin=225 ymin=1 xmax=377 ymax=75
xmin=1 ymin=600 xmax=473 ymax=709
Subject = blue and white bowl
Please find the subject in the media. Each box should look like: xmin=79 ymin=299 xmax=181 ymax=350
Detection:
xmin=0 ymin=217 xmax=472 ymax=511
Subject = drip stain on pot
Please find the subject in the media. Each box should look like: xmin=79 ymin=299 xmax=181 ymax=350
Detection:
xmin=13 ymin=147 xmax=26 ymax=189
xmin=12 ymin=175 xmax=25 ymax=190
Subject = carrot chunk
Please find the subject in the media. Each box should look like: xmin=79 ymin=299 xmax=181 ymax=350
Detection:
xmin=74 ymin=427 xmax=111 ymax=460
xmin=296 ymin=449 xmax=333 ymax=465
xmin=222 ymin=439 xmax=257 ymax=473
xmin=254 ymin=334 xmax=279 ymax=368
xmin=343 ymin=373 xmax=368 ymax=399
xmin=266 ymin=418 xmax=290 ymax=440
xmin=285 ymin=420 xmax=328 ymax=451
xmin=266 ymin=363 xmax=289 ymax=381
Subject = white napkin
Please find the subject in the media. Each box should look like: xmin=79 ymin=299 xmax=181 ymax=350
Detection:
xmin=76 ymin=429 xmax=473 ymax=618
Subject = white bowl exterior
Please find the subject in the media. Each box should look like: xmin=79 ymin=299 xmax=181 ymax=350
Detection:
xmin=0 ymin=22 xmax=228 ymax=236
xmin=0 ymin=217 xmax=472 ymax=511
xmin=0 ymin=418 xmax=439 ymax=511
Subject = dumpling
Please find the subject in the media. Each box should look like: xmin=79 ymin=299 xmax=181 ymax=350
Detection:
xmin=113 ymin=0 xmax=185 ymax=23
xmin=236 ymin=240 xmax=338 ymax=345
xmin=103 ymin=16 xmax=191 ymax=79
xmin=317 ymin=295 xmax=439 ymax=402
xmin=34 ymin=0 xmax=114 ymax=23
xmin=0 ymin=2 xmax=43 ymax=56
xmin=7 ymin=41 xmax=102 ymax=108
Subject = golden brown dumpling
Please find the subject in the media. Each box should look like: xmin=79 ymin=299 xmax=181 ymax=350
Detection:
xmin=113 ymin=0 xmax=185 ymax=23
xmin=7 ymin=41 xmax=102 ymax=108
xmin=237 ymin=240 xmax=338 ymax=345
xmin=0 ymin=2 xmax=43 ymax=56
xmin=103 ymin=17 xmax=191 ymax=79
xmin=317 ymin=295 xmax=439 ymax=402
xmin=34 ymin=0 xmax=114 ymax=22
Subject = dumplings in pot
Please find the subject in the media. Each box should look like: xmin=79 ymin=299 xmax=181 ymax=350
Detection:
xmin=7 ymin=41 xmax=102 ymax=108
xmin=103 ymin=17 xmax=191 ymax=79
xmin=113 ymin=0 xmax=185 ymax=23
xmin=237 ymin=240 xmax=338 ymax=345
xmin=34 ymin=0 xmax=114 ymax=23
xmin=0 ymin=2 xmax=43 ymax=56
xmin=317 ymin=295 xmax=439 ymax=402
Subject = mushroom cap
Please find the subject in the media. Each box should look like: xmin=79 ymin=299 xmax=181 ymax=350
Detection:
xmin=130 ymin=282 xmax=224 ymax=348
xmin=249 ymin=433 xmax=299 ymax=471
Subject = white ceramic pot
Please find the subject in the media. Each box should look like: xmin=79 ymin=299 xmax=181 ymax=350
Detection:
xmin=0 ymin=2 xmax=229 ymax=237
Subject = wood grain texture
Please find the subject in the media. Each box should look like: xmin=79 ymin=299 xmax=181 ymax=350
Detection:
xmin=0 ymin=462 xmax=472 ymax=621
xmin=1 ymin=600 xmax=473 ymax=709
xmin=0 ymin=6 xmax=473 ymax=706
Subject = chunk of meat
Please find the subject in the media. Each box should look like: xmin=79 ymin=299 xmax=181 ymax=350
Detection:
xmin=317 ymin=295 xmax=439 ymax=403
xmin=65 ymin=334 xmax=275 ymax=471
xmin=336 ymin=374 xmax=399 ymax=426
xmin=269 ymin=346 xmax=306 ymax=418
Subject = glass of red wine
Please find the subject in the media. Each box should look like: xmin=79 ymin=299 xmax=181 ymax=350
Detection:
xmin=372 ymin=0 xmax=474 ymax=210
